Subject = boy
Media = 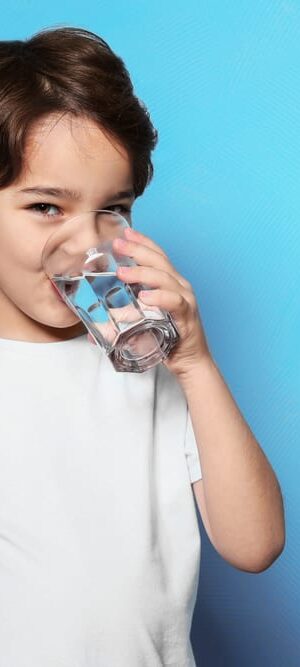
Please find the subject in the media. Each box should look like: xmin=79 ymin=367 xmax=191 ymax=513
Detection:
xmin=0 ymin=26 xmax=285 ymax=666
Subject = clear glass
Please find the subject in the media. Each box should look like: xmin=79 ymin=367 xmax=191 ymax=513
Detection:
xmin=41 ymin=210 xmax=180 ymax=372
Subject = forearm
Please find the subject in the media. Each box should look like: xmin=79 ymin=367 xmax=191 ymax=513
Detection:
xmin=179 ymin=356 xmax=285 ymax=570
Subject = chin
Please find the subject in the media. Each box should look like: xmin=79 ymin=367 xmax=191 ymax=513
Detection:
xmin=39 ymin=312 xmax=83 ymax=329
xmin=22 ymin=303 xmax=82 ymax=330
xmin=17 ymin=277 xmax=88 ymax=332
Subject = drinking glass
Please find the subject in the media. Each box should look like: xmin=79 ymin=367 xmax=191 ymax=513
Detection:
xmin=41 ymin=209 xmax=180 ymax=372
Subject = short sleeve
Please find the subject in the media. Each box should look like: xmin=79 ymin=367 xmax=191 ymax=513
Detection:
xmin=184 ymin=408 xmax=202 ymax=483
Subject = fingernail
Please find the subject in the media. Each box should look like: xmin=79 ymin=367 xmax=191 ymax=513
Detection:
xmin=124 ymin=226 xmax=137 ymax=236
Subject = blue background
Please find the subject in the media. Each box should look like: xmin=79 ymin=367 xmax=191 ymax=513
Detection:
xmin=1 ymin=2 xmax=298 ymax=665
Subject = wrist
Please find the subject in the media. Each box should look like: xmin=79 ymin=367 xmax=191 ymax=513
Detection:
xmin=176 ymin=353 xmax=217 ymax=390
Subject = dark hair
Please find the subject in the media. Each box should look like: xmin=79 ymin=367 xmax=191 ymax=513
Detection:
xmin=0 ymin=26 xmax=158 ymax=197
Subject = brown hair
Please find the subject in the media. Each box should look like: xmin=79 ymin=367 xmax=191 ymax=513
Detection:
xmin=0 ymin=26 xmax=158 ymax=197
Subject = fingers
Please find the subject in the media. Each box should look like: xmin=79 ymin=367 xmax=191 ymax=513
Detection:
xmin=116 ymin=264 xmax=182 ymax=292
xmin=124 ymin=226 xmax=167 ymax=256
xmin=113 ymin=235 xmax=189 ymax=290
xmin=123 ymin=228 xmax=193 ymax=291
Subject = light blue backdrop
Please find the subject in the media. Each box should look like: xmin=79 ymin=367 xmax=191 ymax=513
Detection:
xmin=1 ymin=2 xmax=298 ymax=665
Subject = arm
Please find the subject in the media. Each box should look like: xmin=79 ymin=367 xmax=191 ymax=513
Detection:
xmin=179 ymin=356 xmax=285 ymax=573
xmin=111 ymin=226 xmax=286 ymax=574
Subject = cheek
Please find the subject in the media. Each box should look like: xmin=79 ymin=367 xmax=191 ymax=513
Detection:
xmin=0 ymin=221 xmax=46 ymax=275
xmin=0 ymin=222 xmax=47 ymax=305
xmin=0 ymin=222 xmax=78 ymax=325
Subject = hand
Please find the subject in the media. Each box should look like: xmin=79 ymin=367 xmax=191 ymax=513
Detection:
xmin=88 ymin=226 xmax=212 ymax=378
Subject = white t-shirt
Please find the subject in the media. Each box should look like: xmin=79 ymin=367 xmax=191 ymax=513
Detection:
xmin=0 ymin=333 xmax=202 ymax=666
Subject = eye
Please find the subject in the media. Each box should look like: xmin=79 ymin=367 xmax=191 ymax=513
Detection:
xmin=105 ymin=204 xmax=132 ymax=216
xmin=27 ymin=203 xmax=62 ymax=218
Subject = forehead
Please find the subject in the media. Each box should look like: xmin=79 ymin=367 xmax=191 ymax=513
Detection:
xmin=18 ymin=113 xmax=132 ymax=190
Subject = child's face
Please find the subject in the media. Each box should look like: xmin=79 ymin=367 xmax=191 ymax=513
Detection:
xmin=0 ymin=113 xmax=135 ymax=342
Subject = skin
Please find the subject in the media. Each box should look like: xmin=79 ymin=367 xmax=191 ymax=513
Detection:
xmin=0 ymin=112 xmax=285 ymax=572
xmin=104 ymin=228 xmax=286 ymax=573
xmin=0 ymin=113 xmax=135 ymax=343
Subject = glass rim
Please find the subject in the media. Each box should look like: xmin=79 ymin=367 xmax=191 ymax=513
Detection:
xmin=60 ymin=207 xmax=130 ymax=224
xmin=41 ymin=208 xmax=131 ymax=269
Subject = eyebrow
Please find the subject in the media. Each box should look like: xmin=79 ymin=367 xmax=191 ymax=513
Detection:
xmin=17 ymin=186 xmax=135 ymax=201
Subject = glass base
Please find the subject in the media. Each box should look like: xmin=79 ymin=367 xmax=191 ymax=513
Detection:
xmin=108 ymin=316 xmax=180 ymax=372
